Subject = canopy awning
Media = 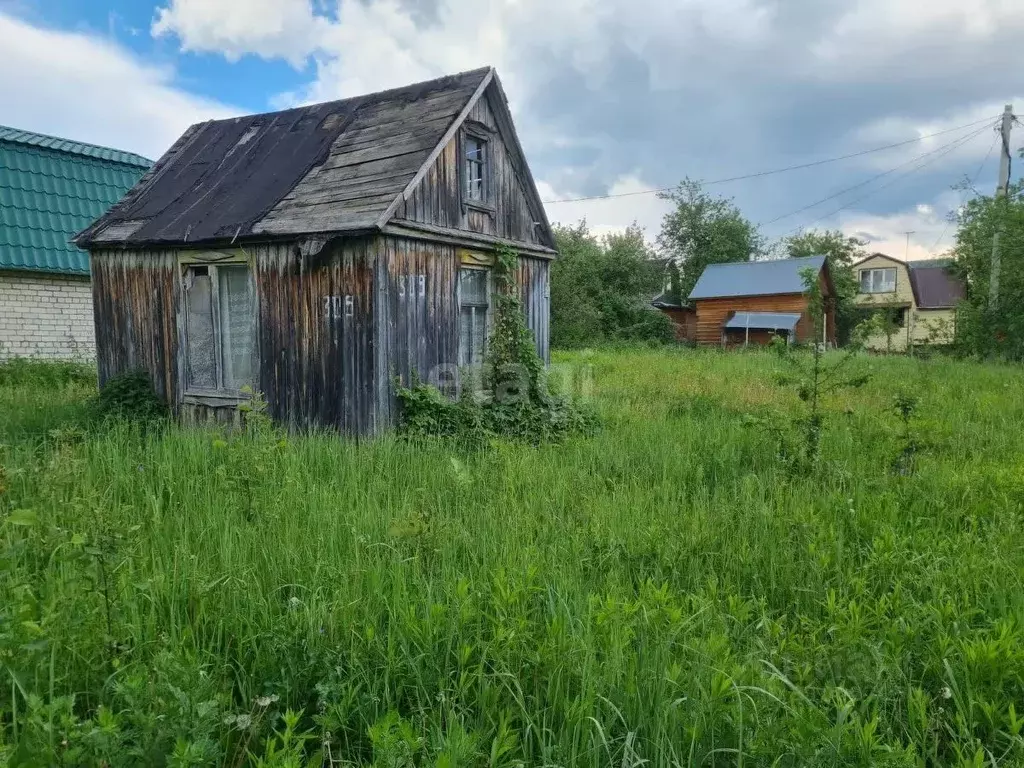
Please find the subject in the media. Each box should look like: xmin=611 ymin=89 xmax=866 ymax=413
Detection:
xmin=724 ymin=312 xmax=802 ymax=332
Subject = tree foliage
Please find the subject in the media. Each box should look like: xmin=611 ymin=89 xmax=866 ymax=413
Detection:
xmin=780 ymin=229 xmax=867 ymax=344
xmin=657 ymin=179 xmax=764 ymax=299
xmin=951 ymin=180 xmax=1024 ymax=359
xmin=550 ymin=221 xmax=673 ymax=348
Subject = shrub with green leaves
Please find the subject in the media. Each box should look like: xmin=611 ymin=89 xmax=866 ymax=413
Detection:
xmin=91 ymin=369 xmax=168 ymax=424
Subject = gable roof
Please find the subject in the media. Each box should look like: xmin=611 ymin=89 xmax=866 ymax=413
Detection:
xmin=0 ymin=126 xmax=153 ymax=275
xmin=852 ymin=252 xmax=907 ymax=269
xmin=76 ymin=67 xmax=553 ymax=252
xmin=907 ymin=259 xmax=965 ymax=309
xmin=688 ymin=255 xmax=827 ymax=300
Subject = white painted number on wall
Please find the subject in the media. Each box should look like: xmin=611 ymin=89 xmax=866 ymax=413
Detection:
xmin=324 ymin=295 xmax=355 ymax=320
xmin=397 ymin=274 xmax=426 ymax=300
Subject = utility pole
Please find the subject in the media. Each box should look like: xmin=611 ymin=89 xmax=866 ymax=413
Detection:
xmin=901 ymin=231 xmax=915 ymax=259
xmin=989 ymin=104 xmax=1014 ymax=307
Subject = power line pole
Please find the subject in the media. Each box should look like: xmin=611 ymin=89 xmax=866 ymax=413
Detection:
xmin=901 ymin=231 xmax=915 ymax=259
xmin=989 ymin=104 xmax=1014 ymax=307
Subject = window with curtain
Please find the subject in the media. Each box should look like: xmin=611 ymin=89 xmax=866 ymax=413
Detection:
xmin=859 ymin=267 xmax=897 ymax=294
xmin=459 ymin=268 xmax=489 ymax=366
xmin=183 ymin=263 xmax=257 ymax=394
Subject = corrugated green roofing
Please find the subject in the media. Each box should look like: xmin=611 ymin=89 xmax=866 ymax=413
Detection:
xmin=0 ymin=126 xmax=151 ymax=168
xmin=0 ymin=126 xmax=152 ymax=275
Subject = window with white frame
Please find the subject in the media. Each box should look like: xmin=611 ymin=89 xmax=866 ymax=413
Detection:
xmin=458 ymin=268 xmax=489 ymax=366
xmin=183 ymin=262 xmax=257 ymax=394
xmin=464 ymin=133 xmax=488 ymax=204
xmin=859 ymin=267 xmax=897 ymax=294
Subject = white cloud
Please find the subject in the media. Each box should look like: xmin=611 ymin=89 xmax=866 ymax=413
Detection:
xmin=151 ymin=0 xmax=328 ymax=67
xmin=0 ymin=11 xmax=237 ymax=160
xmin=839 ymin=195 xmax=961 ymax=260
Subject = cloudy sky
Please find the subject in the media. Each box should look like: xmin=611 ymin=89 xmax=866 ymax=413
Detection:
xmin=2 ymin=0 xmax=1021 ymax=259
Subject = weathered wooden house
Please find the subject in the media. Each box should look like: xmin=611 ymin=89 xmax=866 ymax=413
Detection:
xmin=75 ymin=67 xmax=555 ymax=434
xmin=687 ymin=256 xmax=836 ymax=347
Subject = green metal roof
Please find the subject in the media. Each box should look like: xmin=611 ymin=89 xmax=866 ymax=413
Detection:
xmin=0 ymin=126 xmax=152 ymax=275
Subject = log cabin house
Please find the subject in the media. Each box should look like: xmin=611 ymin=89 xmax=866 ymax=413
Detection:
xmin=75 ymin=67 xmax=556 ymax=434
xmin=687 ymin=255 xmax=836 ymax=347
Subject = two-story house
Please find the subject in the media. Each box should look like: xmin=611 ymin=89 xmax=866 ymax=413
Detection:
xmin=852 ymin=253 xmax=965 ymax=351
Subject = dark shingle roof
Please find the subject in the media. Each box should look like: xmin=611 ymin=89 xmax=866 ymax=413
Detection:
xmin=908 ymin=260 xmax=965 ymax=309
xmin=0 ymin=127 xmax=152 ymax=275
xmin=77 ymin=68 xmax=502 ymax=247
xmin=688 ymin=255 xmax=826 ymax=300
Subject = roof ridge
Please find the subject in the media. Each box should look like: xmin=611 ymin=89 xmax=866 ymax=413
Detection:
xmin=195 ymin=66 xmax=496 ymax=127
xmin=0 ymin=124 xmax=153 ymax=168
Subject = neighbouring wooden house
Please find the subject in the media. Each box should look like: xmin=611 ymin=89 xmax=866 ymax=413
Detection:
xmin=651 ymin=291 xmax=696 ymax=343
xmin=852 ymin=253 xmax=965 ymax=351
xmin=687 ymin=255 xmax=836 ymax=347
xmin=0 ymin=126 xmax=151 ymax=360
xmin=75 ymin=67 xmax=556 ymax=434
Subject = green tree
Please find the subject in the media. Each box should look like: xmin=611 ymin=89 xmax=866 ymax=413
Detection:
xmin=550 ymin=221 xmax=672 ymax=348
xmin=951 ymin=179 xmax=1024 ymax=359
xmin=780 ymin=229 xmax=866 ymax=344
xmin=657 ymin=179 xmax=765 ymax=299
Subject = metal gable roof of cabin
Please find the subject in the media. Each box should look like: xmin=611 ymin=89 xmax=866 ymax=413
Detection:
xmin=907 ymin=259 xmax=965 ymax=309
xmin=76 ymin=67 xmax=552 ymax=251
xmin=688 ymin=255 xmax=826 ymax=300
xmin=0 ymin=126 xmax=153 ymax=275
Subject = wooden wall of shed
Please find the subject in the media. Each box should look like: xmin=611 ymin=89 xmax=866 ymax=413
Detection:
xmin=395 ymin=88 xmax=545 ymax=247
xmin=372 ymin=235 xmax=551 ymax=427
xmin=695 ymin=295 xmax=812 ymax=347
xmin=373 ymin=235 xmax=458 ymax=428
xmin=514 ymin=255 xmax=550 ymax=363
xmin=254 ymin=239 xmax=375 ymax=434
xmin=658 ymin=307 xmax=697 ymax=343
xmin=694 ymin=293 xmax=837 ymax=347
xmin=90 ymin=249 xmax=180 ymax=401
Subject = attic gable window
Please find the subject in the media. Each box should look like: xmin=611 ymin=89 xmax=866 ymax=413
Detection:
xmin=183 ymin=262 xmax=257 ymax=397
xmin=463 ymin=132 xmax=489 ymax=205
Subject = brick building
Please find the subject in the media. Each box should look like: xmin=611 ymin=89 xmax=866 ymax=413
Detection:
xmin=0 ymin=126 xmax=151 ymax=360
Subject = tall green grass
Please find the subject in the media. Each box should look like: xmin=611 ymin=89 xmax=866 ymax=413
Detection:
xmin=2 ymin=349 xmax=1023 ymax=766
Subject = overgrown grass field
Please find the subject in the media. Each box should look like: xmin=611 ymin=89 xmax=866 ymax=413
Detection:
xmin=2 ymin=350 xmax=1023 ymax=766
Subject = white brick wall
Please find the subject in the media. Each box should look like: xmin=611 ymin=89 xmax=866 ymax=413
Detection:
xmin=0 ymin=270 xmax=96 ymax=361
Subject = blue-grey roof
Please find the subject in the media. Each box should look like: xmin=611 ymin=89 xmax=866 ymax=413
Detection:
xmin=688 ymin=255 xmax=826 ymax=300
xmin=724 ymin=312 xmax=802 ymax=332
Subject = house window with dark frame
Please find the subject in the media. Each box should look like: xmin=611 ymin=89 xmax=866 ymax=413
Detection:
xmin=183 ymin=262 xmax=258 ymax=395
xmin=458 ymin=267 xmax=489 ymax=366
xmin=859 ymin=267 xmax=897 ymax=294
xmin=464 ymin=134 xmax=488 ymax=204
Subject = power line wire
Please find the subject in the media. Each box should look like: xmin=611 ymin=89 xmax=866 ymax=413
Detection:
xmin=541 ymin=114 xmax=1001 ymax=204
xmin=928 ymin=132 xmax=999 ymax=254
xmin=761 ymin=122 xmax=995 ymax=228
xmin=780 ymin=124 xmax=993 ymax=237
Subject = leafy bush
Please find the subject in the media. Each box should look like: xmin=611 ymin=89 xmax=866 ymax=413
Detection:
xmin=551 ymin=222 xmax=674 ymax=347
xmin=91 ymin=369 xmax=168 ymax=424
